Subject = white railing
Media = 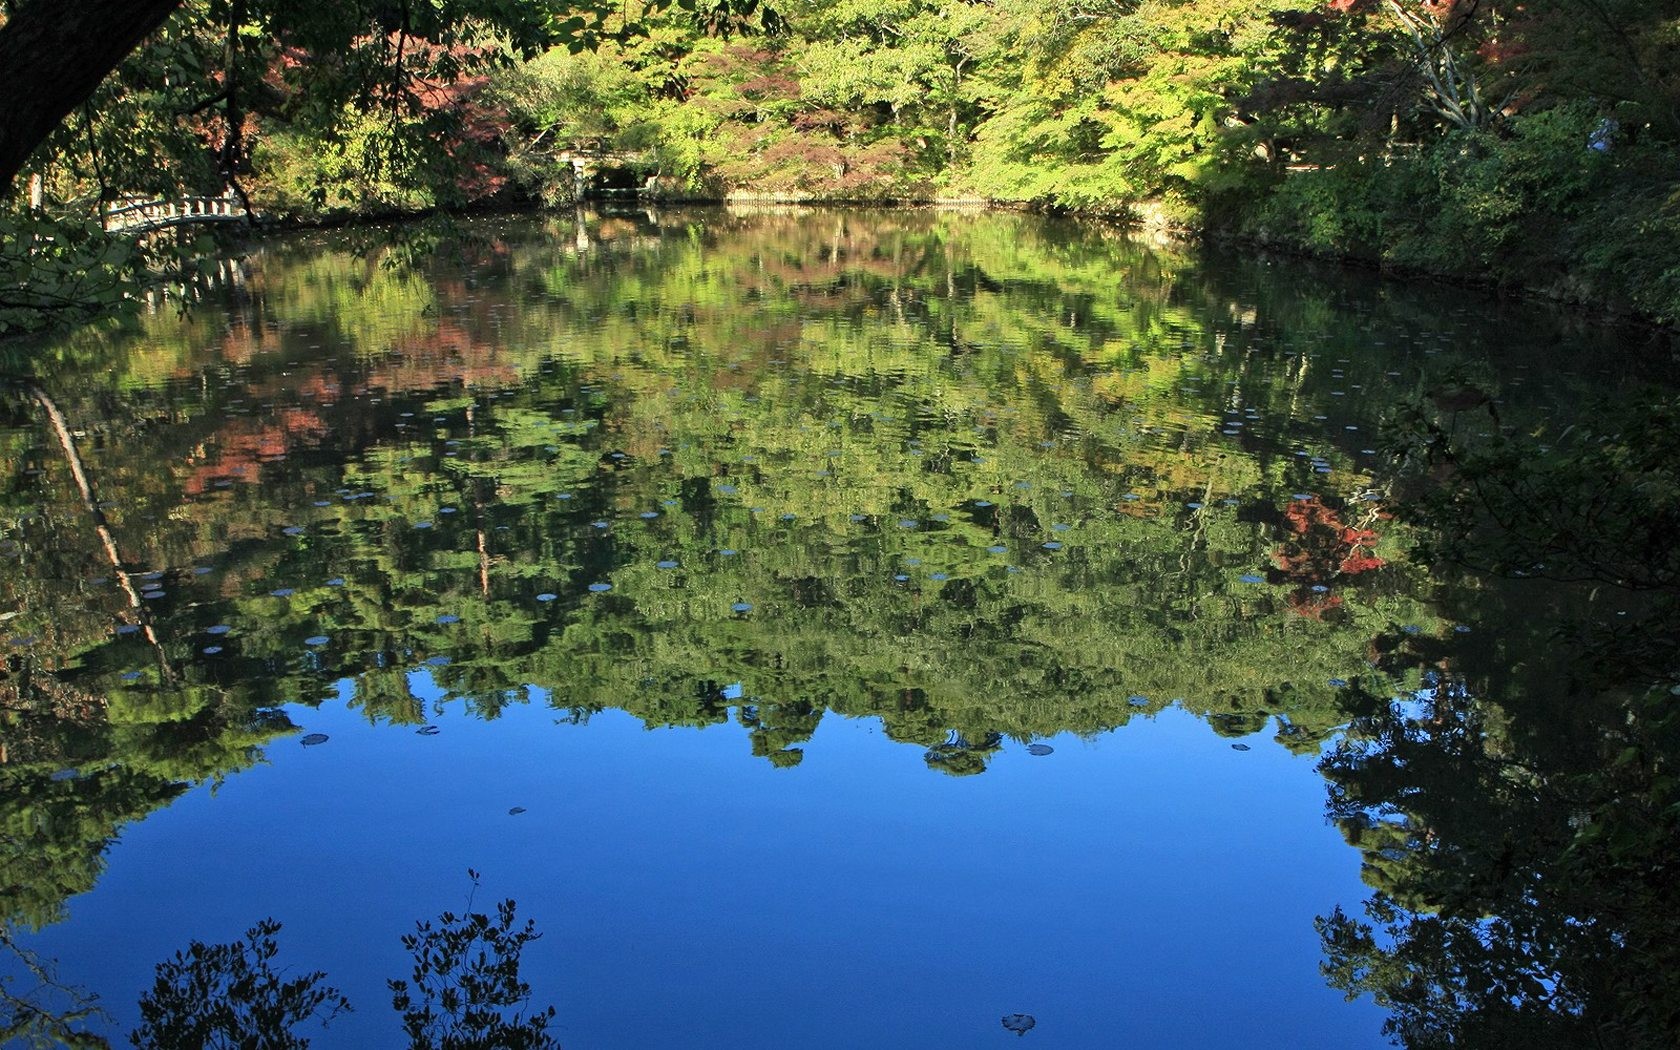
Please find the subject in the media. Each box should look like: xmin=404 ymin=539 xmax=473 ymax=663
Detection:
xmin=105 ymin=194 xmax=250 ymax=233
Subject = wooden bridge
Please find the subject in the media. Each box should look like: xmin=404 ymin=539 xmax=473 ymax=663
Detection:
xmin=105 ymin=194 xmax=251 ymax=233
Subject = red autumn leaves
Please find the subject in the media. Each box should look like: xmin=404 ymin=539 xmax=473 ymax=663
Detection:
xmin=1273 ymin=496 xmax=1386 ymax=618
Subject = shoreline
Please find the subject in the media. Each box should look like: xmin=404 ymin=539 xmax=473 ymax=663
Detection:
xmin=231 ymin=194 xmax=1673 ymax=338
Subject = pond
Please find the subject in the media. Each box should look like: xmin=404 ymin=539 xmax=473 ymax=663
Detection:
xmin=0 ymin=208 xmax=1664 ymax=1048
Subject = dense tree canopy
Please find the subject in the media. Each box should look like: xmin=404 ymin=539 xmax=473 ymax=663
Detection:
xmin=2 ymin=0 xmax=1677 ymax=325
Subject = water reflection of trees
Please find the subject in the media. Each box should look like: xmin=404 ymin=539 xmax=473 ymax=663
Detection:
xmin=3 ymin=211 xmax=1669 ymax=1042
xmin=3 ymin=877 xmax=560 ymax=1050
xmin=3 ymin=210 xmax=1457 ymax=932
xmin=1317 ymin=393 xmax=1680 ymax=1049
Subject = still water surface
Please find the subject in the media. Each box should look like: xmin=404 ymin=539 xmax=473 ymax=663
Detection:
xmin=0 ymin=209 xmax=1648 ymax=1047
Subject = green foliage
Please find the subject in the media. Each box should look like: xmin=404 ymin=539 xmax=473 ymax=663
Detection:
xmin=7 ymin=0 xmax=1680 ymax=322
xmin=0 ymin=211 xmax=144 ymax=341
xmin=1385 ymin=387 xmax=1680 ymax=600
xmin=1240 ymin=103 xmax=1680 ymax=320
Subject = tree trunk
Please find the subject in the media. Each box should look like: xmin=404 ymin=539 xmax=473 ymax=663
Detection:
xmin=0 ymin=0 xmax=184 ymax=193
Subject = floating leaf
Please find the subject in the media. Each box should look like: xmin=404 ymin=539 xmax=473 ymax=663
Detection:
xmin=300 ymin=733 xmax=329 ymax=746
xmin=1026 ymin=743 xmax=1054 ymax=756
xmin=1002 ymin=1014 xmax=1036 ymax=1036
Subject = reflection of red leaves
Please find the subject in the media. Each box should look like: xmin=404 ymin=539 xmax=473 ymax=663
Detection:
xmin=1340 ymin=552 xmax=1384 ymax=575
xmin=1273 ymin=497 xmax=1385 ymax=616
xmin=1288 ymin=592 xmax=1344 ymax=620
xmin=183 ymin=407 xmax=328 ymax=494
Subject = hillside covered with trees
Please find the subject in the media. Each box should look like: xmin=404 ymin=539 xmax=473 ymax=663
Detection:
xmin=1 ymin=0 xmax=1677 ymax=325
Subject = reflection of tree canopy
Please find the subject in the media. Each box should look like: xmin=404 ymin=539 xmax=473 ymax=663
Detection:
xmin=1311 ymin=385 xmax=1680 ymax=1049
xmin=3 ymin=209 xmax=1630 ymax=931
xmin=1318 ymin=669 xmax=1680 ymax=1049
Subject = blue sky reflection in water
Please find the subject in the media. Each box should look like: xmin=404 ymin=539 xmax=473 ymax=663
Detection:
xmin=22 ymin=683 xmax=1380 ymax=1049
xmin=0 ymin=208 xmax=1656 ymax=1048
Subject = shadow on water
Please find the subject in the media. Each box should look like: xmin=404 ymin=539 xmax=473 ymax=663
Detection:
xmin=1310 ymin=390 xmax=1680 ymax=1048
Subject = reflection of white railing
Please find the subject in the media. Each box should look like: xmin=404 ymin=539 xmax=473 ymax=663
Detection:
xmin=105 ymin=195 xmax=250 ymax=233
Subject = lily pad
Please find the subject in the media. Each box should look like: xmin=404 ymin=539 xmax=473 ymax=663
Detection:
xmin=300 ymin=733 xmax=329 ymax=746
xmin=1002 ymin=1014 xmax=1036 ymax=1036
xmin=508 ymin=806 xmax=527 ymax=816
xmin=1026 ymin=743 xmax=1054 ymax=756
xmin=417 ymin=725 xmax=441 ymax=736
xmin=1231 ymin=743 xmax=1252 ymax=751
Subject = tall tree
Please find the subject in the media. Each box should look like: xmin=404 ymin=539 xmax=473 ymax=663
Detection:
xmin=0 ymin=0 xmax=184 ymax=192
